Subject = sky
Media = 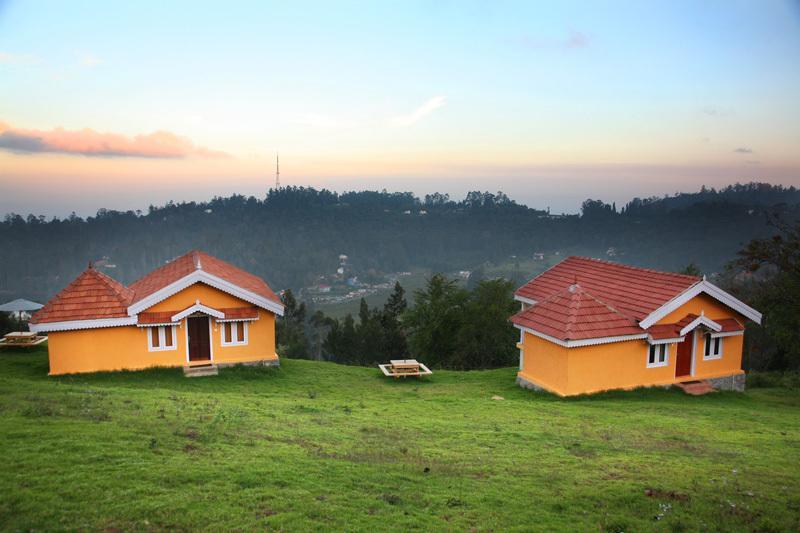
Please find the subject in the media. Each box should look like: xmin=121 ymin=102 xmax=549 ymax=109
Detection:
xmin=1 ymin=0 xmax=799 ymax=216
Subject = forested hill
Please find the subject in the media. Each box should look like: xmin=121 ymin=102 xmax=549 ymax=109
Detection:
xmin=1 ymin=182 xmax=798 ymax=303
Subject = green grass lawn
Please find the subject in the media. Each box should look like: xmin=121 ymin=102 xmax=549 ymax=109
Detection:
xmin=1 ymin=348 xmax=799 ymax=531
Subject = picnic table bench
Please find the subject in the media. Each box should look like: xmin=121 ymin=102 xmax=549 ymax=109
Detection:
xmin=378 ymin=359 xmax=432 ymax=378
xmin=0 ymin=331 xmax=47 ymax=347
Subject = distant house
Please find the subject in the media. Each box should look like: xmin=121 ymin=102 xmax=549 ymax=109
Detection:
xmin=29 ymin=251 xmax=284 ymax=375
xmin=511 ymin=257 xmax=761 ymax=396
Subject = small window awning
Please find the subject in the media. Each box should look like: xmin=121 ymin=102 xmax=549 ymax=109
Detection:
xmin=646 ymin=313 xmax=745 ymax=344
xmin=137 ymin=305 xmax=259 ymax=326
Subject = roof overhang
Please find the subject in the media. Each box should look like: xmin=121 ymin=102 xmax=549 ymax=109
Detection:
xmin=171 ymin=302 xmax=226 ymax=322
xmin=127 ymin=270 xmax=284 ymax=317
xmin=679 ymin=314 xmax=722 ymax=337
xmin=639 ymin=280 xmax=761 ymax=329
xmin=647 ymin=335 xmax=685 ymax=345
xmin=513 ymin=294 xmax=537 ymax=306
xmin=515 ymin=324 xmax=647 ymax=348
xmin=29 ymin=316 xmax=137 ymax=333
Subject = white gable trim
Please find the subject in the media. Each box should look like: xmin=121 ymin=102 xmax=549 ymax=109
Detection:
xmin=647 ymin=336 xmax=685 ymax=345
xmin=710 ymin=330 xmax=744 ymax=338
xmin=29 ymin=316 xmax=138 ymax=333
xmin=171 ymin=302 xmax=226 ymax=322
xmin=514 ymin=294 xmax=537 ymax=306
xmin=127 ymin=270 xmax=284 ymax=317
xmin=514 ymin=325 xmax=647 ymax=348
xmin=679 ymin=314 xmax=722 ymax=337
xmin=639 ymin=280 xmax=761 ymax=329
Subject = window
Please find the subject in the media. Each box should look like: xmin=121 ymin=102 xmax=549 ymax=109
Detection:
xmin=704 ymin=333 xmax=722 ymax=359
xmin=647 ymin=344 xmax=669 ymax=368
xmin=148 ymin=326 xmax=177 ymax=351
xmin=221 ymin=321 xmax=248 ymax=346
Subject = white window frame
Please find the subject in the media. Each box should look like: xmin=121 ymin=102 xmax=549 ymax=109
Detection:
xmin=221 ymin=320 xmax=249 ymax=347
xmin=147 ymin=325 xmax=178 ymax=352
xmin=703 ymin=332 xmax=723 ymax=360
xmin=646 ymin=343 xmax=669 ymax=368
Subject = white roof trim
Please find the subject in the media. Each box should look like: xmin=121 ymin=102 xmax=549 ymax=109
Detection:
xmin=515 ymin=325 xmax=647 ymax=348
xmin=647 ymin=336 xmax=685 ymax=345
xmin=127 ymin=270 xmax=284 ymax=317
xmin=29 ymin=316 xmax=137 ymax=333
xmin=514 ymin=294 xmax=537 ymax=306
xmin=679 ymin=314 xmax=722 ymax=337
xmin=710 ymin=330 xmax=744 ymax=338
xmin=639 ymin=280 xmax=762 ymax=329
xmin=215 ymin=316 xmax=259 ymax=323
xmin=171 ymin=302 xmax=225 ymax=322
xmin=136 ymin=322 xmax=179 ymax=328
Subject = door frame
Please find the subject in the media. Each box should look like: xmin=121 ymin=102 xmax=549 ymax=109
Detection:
xmin=675 ymin=328 xmax=696 ymax=379
xmin=184 ymin=314 xmax=214 ymax=364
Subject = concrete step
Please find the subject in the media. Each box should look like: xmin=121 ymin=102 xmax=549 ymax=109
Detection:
xmin=675 ymin=380 xmax=715 ymax=396
xmin=183 ymin=364 xmax=219 ymax=378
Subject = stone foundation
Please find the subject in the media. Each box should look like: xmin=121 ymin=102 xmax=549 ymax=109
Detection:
xmin=216 ymin=358 xmax=280 ymax=369
xmin=516 ymin=375 xmax=543 ymax=392
xmin=707 ymin=373 xmax=746 ymax=392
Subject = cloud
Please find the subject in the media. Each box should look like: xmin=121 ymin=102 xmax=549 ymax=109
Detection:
xmin=0 ymin=122 xmax=229 ymax=159
xmin=0 ymin=51 xmax=39 ymax=65
xmin=733 ymin=147 xmax=754 ymax=154
xmin=513 ymin=30 xmax=591 ymax=50
xmin=390 ymin=96 xmax=446 ymax=127
xmin=78 ymin=53 xmax=103 ymax=68
xmin=564 ymin=30 xmax=589 ymax=49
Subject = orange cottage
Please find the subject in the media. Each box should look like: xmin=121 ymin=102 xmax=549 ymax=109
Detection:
xmin=29 ymin=250 xmax=284 ymax=375
xmin=511 ymin=257 xmax=761 ymax=396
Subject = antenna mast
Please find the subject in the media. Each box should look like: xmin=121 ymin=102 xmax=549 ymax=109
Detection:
xmin=275 ymin=153 xmax=280 ymax=189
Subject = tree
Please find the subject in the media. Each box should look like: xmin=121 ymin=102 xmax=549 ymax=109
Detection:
xmin=680 ymin=263 xmax=702 ymax=277
xmin=276 ymin=289 xmax=309 ymax=358
xmin=403 ymin=274 xmax=468 ymax=368
xmin=381 ymin=282 xmax=409 ymax=359
xmin=734 ymin=215 xmax=800 ymax=370
xmin=458 ymin=279 xmax=518 ymax=369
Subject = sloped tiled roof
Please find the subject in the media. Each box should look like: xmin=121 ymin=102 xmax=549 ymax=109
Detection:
xmin=30 ymin=268 xmax=134 ymax=324
xmin=128 ymin=250 xmax=280 ymax=306
xmin=511 ymin=284 xmax=642 ymax=341
xmin=516 ymin=256 xmax=700 ymax=322
xmin=31 ymin=251 xmax=280 ymax=325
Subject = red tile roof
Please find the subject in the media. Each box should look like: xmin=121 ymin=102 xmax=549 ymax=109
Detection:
xmin=511 ymin=284 xmax=642 ymax=341
xmin=128 ymin=250 xmax=280 ymax=305
xmin=30 ymin=267 xmax=134 ymax=324
xmin=136 ymin=311 xmax=178 ymax=325
xmin=31 ymin=251 xmax=280 ymax=325
xmin=516 ymin=256 xmax=699 ymax=322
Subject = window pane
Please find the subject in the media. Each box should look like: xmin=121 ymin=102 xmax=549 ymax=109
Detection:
xmin=236 ymin=322 xmax=244 ymax=342
xmin=658 ymin=345 xmax=666 ymax=363
xmin=705 ymin=334 xmax=711 ymax=356
xmin=648 ymin=345 xmax=656 ymax=364
xmin=151 ymin=328 xmax=160 ymax=348
xmin=164 ymin=326 xmax=173 ymax=347
xmin=714 ymin=338 xmax=721 ymax=355
xmin=224 ymin=323 xmax=232 ymax=343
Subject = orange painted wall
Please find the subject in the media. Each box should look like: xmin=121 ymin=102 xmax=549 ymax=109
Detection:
xmin=518 ymin=332 xmax=569 ymax=394
xmin=517 ymin=292 xmax=746 ymax=396
xmin=47 ymin=282 xmax=278 ymax=375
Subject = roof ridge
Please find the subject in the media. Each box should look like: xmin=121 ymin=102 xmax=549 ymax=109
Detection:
xmin=579 ymin=288 xmax=638 ymax=324
xmin=569 ymin=256 xmax=701 ymax=282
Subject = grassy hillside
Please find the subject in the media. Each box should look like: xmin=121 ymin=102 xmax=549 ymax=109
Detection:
xmin=1 ymin=348 xmax=799 ymax=531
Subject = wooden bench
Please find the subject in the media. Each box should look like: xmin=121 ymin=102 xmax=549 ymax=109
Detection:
xmin=0 ymin=331 xmax=48 ymax=348
xmin=379 ymin=359 xmax=432 ymax=378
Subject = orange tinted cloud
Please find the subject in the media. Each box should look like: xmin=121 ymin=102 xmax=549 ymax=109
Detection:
xmin=0 ymin=121 xmax=229 ymax=159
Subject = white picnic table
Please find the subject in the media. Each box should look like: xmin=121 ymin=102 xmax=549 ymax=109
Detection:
xmin=378 ymin=359 xmax=432 ymax=378
xmin=0 ymin=331 xmax=48 ymax=347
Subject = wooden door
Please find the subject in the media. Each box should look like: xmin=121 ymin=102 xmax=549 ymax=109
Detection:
xmin=675 ymin=332 xmax=693 ymax=378
xmin=187 ymin=316 xmax=211 ymax=361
